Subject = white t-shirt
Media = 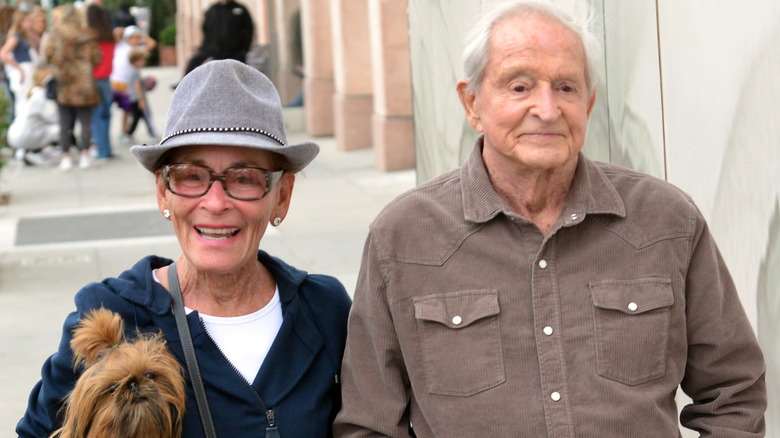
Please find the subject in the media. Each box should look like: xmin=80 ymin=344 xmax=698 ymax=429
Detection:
xmin=193 ymin=290 xmax=283 ymax=384
xmin=110 ymin=40 xmax=134 ymax=86
xmin=153 ymin=270 xmax=284 ymax=384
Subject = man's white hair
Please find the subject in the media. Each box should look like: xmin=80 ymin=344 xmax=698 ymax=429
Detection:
xmin=462 ymin=0 xmax=601 ymax=93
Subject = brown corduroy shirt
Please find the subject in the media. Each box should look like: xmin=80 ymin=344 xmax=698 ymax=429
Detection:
xmin=334 ymin=140 xmax=766 ymax=437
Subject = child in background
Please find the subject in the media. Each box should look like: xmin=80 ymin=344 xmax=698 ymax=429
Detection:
xmin=110 ymin=25 xmax=155 ymax=142
xmin=123 ymin=49 xmax=157 ymax=142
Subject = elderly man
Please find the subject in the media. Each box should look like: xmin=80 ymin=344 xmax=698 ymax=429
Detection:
xmin=333 ymin=1 xmax=766 ymax=437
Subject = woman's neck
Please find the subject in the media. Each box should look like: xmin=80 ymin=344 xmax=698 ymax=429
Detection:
xmin=163 ymin=260 xmax=277 ymax=317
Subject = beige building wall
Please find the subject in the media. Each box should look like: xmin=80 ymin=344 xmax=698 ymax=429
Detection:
xmin=330 ymin=0 xmax=373 ymax=151
xmin=301 ymin=0 xmax=335 ymax=137
xmin=408 ymin=1 xmax=780 ymax=435
xmin=368 ymin=0 xmax=414 ymax=171
xmin=270 ymin=0 xmax=303 ymax=106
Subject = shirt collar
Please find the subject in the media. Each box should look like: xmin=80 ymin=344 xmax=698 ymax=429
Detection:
xmin=460 ymin=136 xmax=625 ymax=224
xmin=460 ymin=138 xmax=504 ymax=223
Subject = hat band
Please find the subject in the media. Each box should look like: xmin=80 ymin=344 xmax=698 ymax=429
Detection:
xmin=160 ymin=127 xmax=285 ymax=146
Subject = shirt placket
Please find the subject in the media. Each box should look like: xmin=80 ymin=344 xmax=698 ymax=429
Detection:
xmin=533 ymin=236 xmax=574 ymax=437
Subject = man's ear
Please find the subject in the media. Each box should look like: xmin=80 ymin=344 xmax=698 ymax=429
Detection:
xmin=587 ymin=88 xmax=596 ymax=117
xmin=456 ymin=79 xmax=483 ymax=132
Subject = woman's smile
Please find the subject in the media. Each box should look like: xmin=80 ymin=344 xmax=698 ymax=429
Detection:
xmin=195 ymin=226 xmax=241 ymax=240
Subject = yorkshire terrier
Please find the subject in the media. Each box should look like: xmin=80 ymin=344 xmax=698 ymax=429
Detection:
xmin=51 ymin=308 xmax=186 ymax=438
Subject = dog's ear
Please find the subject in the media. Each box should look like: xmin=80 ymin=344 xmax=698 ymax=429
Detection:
xmin=70 ymin=308 xmax=124 ymax=369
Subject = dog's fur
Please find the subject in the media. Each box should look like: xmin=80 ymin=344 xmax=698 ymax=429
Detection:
xmin=51 ymin=308 xmax=186 ymax=438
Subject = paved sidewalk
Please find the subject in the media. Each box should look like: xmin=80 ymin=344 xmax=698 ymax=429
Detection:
xmin=0 ymin=66 xmax=416 ymax=432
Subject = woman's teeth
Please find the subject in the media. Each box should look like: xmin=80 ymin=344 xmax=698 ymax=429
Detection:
xmin=195 ymin=227 xmax=239 ymax=240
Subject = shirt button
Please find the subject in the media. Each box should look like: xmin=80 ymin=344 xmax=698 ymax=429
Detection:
xmin=452 ymin=315 xmax=463 ymax=325
xmin=569 ymin=213 xmax=578 ymax=220
xmin=628 ymin=302 xmax=638 ymax=312
xmin=538 ymin=259 xmax=548 ymax=269
xmin=543 ymin=326 xmax=553 ymax=336
xmin=551 ymin=392 xmax=561 ymax=401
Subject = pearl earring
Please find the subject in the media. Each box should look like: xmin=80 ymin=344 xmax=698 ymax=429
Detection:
xmin=272 ymin=217 xmax=282 ymax=226
xmin=163 ymin=209 xmax=171 ymax=219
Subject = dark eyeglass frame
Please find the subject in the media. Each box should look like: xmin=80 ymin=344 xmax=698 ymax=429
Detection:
xmin=163 ymin=162 xmax=284 ymax=201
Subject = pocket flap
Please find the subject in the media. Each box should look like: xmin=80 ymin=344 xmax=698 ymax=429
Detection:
xmin=589 ymin=278 xmax=673 ymax=315
xmin=414 ymin=289 xmax=499 ymax=329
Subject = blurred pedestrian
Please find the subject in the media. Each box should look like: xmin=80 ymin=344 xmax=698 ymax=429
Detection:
xmin=177 ymin=0 xmax=254 ymax=84
xmin=123 ymin=49 xmax=157 ymax=142
xmin=85 ymin=2 xmax=117 ymax=160
xmin=44 ymin=3 xmax=102 ymax=171
xmin=111 ymin=2 xmax=136 ymax=30
xmin=110 ymin=24 xmax=155 ymax=143
xmin=6 ymin=67 xmax=61 ymax=166
xmin=0 ymin=7 xmax=46 ymax=117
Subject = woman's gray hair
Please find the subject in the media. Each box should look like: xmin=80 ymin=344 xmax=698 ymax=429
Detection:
xmin=462 ymin=0 xmax=601 ymax=93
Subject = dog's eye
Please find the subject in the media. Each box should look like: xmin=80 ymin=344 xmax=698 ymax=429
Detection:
xmin=145 ymin=372 xmax=156 ymax=380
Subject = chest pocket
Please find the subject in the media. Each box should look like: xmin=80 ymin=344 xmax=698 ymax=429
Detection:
xmin=589 ymin=278 xmax=674 ymax=386
xmin=413 ymin=289 xmax=505 ymax=396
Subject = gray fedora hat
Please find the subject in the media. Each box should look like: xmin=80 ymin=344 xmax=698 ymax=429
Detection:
xmin=131 ymin=59 xmax=318 ymax=172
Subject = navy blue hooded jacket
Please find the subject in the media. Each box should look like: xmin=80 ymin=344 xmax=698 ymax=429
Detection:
xmin=17 ymin=251 xmax=351 ymax=437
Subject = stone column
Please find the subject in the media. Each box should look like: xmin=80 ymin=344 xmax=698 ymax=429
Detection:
xmin=270 ymin=0 xmax=303 ymax=106
xmin=253 ymin=0 xmax=270 ymax=45
xmin=330 ymin=0 xmax=373 ymax=150
xmin=301 ymin=0 xmax=335 ymax=136
xmin=368 ymin=0 xmax=414 ymax=170
xmin=176 ymin=0 xmax=207 ymax=71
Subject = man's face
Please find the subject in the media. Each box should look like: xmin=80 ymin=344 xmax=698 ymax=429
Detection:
xmin=458 ymin=13 xmax=595 ymax=174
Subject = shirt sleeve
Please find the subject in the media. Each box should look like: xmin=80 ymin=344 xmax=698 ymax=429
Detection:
xmin=333 ymin=233 xmax=413 ymax=437
xmin=678 ymin=212 xmax=767 ymax=435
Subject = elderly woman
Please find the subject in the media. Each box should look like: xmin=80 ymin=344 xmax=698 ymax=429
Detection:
xmin=16 ymin=60 xmax=351 ymax=437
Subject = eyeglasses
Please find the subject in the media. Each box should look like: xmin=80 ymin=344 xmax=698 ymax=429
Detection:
xmin=163 ymin=163 xmax=284 ymax=201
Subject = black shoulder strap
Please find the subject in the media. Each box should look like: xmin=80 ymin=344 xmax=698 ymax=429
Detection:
xmin=168 ymin=262 xmax=218 ymax=438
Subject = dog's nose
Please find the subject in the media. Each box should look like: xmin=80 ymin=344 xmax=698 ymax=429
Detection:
xmin=129 ymin=380 xmax=139 ymax=393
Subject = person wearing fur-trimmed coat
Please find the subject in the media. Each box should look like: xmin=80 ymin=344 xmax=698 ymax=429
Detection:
xmin=43 ymin=3 xmax=102 ymax=170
